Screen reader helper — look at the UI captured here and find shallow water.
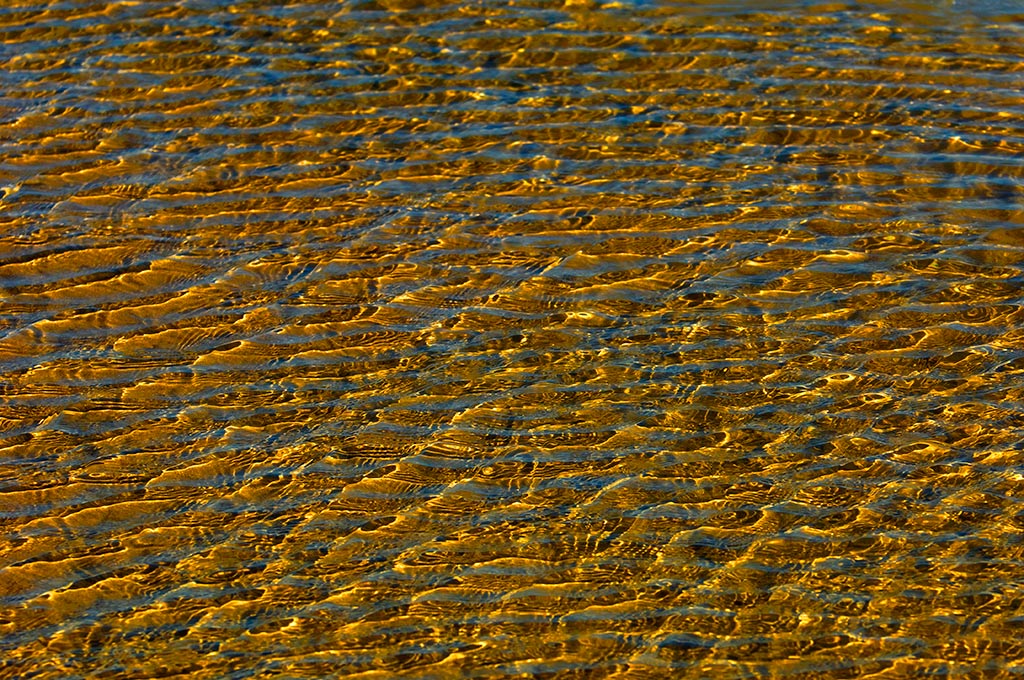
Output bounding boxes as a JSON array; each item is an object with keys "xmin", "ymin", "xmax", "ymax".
[{"xmin": 2, "ymin": 0, "xmax": 1024, "ymax": 677}]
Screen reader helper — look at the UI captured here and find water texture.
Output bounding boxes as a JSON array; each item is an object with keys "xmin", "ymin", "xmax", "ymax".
[{"xmin": 2, "ymin": 0, "xmax": 1024, "ymax": 677}]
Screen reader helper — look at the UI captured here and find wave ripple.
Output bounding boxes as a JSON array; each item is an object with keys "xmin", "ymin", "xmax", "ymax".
[{"xmin": 2, "ymin": 0, "xmax": 1024, "ymax": 677}]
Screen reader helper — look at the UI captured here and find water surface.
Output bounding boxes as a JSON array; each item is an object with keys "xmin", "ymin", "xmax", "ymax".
[{"xmin": 2, "ymin": 0, "xmax": 1024, "ymax": 677}]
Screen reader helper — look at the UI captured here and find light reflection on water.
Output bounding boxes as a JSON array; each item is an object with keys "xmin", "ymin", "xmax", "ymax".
[{"xmin": 1, "ymin": 0, "xmax": 1024, "ymax": 676}]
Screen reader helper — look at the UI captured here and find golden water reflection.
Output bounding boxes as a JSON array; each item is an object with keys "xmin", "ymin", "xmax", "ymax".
[{"xmin": 1, "ymin": 0, "xmax": 1024, "ymax": 676}]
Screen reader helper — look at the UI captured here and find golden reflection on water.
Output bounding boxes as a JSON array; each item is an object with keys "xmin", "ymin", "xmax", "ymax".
[{"xmin": 1, "ymin": 0, "xmax": 1024, "ymax": 676}]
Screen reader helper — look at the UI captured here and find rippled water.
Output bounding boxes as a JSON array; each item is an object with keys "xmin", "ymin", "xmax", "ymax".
[{"xmin": 2, "ymin": 0, "xmax": 1024, "ymax": 676}]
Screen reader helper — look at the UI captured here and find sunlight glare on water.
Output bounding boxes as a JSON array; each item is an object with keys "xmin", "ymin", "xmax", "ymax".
[{"xmin": 1, "ymin": 0, "xmax": 1024, "ymax": 677}]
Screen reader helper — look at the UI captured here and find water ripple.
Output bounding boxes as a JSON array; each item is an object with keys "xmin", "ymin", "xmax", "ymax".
[{"xmin": 2, "ymin": 0, "xmax": 1024, "ymax": 677}]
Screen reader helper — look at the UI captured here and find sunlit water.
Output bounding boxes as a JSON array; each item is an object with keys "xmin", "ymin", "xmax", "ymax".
[{"xmin": 2, "ymin": 0, "xmax": 1024, "ymax": 677}]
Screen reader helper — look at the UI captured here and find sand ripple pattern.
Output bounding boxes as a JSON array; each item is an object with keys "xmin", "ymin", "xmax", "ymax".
[{"xmin": 2, "ymin": 0, "xmax": 1024, "ymax": 677}]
